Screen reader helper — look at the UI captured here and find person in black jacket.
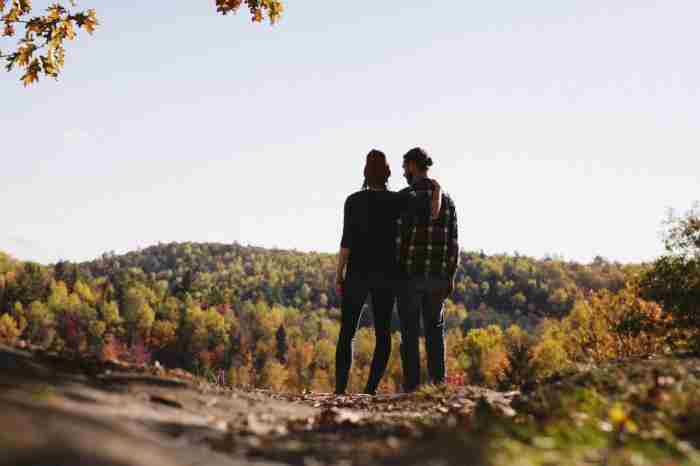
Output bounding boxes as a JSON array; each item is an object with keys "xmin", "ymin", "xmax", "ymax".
[{"xmin": 334, "ymin": 149, "xmax": 440, "ymax": 395}]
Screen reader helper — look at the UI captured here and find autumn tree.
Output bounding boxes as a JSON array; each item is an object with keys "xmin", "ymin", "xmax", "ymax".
[
  {"xmin": 463, "ymin": 325, "xmax": 509, "ymax": 387},
  {"xmin": 528, "ymin": 319, "xmax": 572, "ymax": 381},
  {"xmin": 501, "ymin": 324, "xmax": 535, "ymax": 388},
  {"xmin": 2, "ymin": 0, "xmax": 283, "ymax": 86},
  {"xmin": 261, "ymin": 360, "xmax": 287, "ymax": 391},
  {"xmin": 275, "ymin": 324, "xmax": 288, "ymax": 363},
  {"xmin": 122, "ymin": 286, "xmax": 156, "ymax": 346},
  {"xmin": 0, "ymin": 241, "xmax": 655, "ymax": 393},
  {"xmin": 641, "ymin": 203, "xmax": 700, "ymax": 349}
]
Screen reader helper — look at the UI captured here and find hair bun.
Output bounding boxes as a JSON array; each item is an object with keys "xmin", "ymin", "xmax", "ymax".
[{"xmin": 403, "ymin": 147, "xmax": 433, "ymax": 170}]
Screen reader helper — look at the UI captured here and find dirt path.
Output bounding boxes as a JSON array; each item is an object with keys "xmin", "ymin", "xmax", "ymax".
[{"xmin": 0, "ymin": 345, "xmax": 517, "ymax": 466}]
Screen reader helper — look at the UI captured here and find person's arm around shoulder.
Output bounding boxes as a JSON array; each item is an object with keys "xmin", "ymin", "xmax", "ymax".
[
  {"xmin": 397, "ymin": 179, "xmax": 442, "ymax": 220},
  {"xmin": 427, "ymin": 178, "xmax": 442, "ymax": 220}
]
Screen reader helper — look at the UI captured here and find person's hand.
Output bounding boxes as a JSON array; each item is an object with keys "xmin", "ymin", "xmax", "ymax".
[
  {"xmin": 445, "ymin": 277, "xmax": 455, "ymax": 300},
  {"xmin": 428, "ymin": 178, "xmax": 442, "ymax": 220},
  {"xmin": 336, "ymin": 275, "xmax": 344, "ymax": 297}
]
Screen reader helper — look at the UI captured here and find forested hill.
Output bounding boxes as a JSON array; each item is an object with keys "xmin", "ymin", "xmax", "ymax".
[
  {"xmin": 68, "ymin": 242, "xmax": 641, "ymax": 321},
  {"xmin": 0, "ymin": 242, "xmax": 660, "ymax": 394}
]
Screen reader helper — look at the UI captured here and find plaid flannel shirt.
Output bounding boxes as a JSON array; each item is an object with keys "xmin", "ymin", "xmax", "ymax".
[{"xmin": 397, "ymin": 177, "xmax": 459, "ymax": 279}]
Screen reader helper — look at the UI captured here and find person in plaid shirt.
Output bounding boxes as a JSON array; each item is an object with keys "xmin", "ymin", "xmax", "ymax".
[{"xmin": 396, "ymin": 147, "xmax": 459, "ymax": 391}]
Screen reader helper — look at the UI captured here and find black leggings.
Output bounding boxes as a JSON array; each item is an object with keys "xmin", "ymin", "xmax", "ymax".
[{"xmin": 335, "ymin": 279, "xmax": 394, "ymax": 395}]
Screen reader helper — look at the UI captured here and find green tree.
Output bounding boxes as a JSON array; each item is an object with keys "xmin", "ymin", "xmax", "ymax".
[
  {"xmin": 640, "ymin": 204, "xmax": 700, "ymax": 349},
  {"xmin": 275, "ymin": 324, "xmax": 288, "ymax": 364},
  {"xmin": 26, "ymin": 300, "xmax": 51, "ymax": 343},
  {"xmin": 122, "ymin": 287, "xmax": 156, "ymax": 345}
]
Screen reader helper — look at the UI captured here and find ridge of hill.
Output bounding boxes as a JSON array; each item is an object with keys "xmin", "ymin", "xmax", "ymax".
[
  {"xmin": 0, "ymin": 241, "xmax": 648, "ymax": 393},
  {"xmin": 67, "ymin": 241, "xmax": 642, "ymax": 323}
]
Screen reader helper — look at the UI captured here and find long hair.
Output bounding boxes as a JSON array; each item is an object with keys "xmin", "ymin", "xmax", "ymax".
[{"xmin": 362, "ymin": 149, "xmax": 391, "ymax": 190}]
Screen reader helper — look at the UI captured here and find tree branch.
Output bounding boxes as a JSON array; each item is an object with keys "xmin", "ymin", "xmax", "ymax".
[{"xmin": 4, "ymin": 1, "xmax": 284, "ymax": 86}]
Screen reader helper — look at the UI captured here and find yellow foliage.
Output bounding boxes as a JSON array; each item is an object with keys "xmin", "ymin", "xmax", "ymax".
[
  {"xmin": 590, "ymin": 286, "xmax": 668, "ymax": 358},
  {"xmin": 609, "ymin": 403, "xmax": 628, "ymax": 425},
  {"xmin": 353, "ymin": 328, "xmax": 375, "ymax": 368},
  {"xmin": 102, "ymin": 301, "xmax": 121, "ymax": 327},
  {"xmin": 48, "ymin": 281, "xmax": 69, "ymax": 310},
  {"xmin": 285, "ymin": 341, "xmax": 314, "ymax": 392},
  {"xmin": 348, "ymin": 365, "xmax": 370, "ymax": 394},
  {"xmin": 74, "ymin": 280, "xmax": 95, "ymax": 305},
  {"xmin": 562, "ymin": 285, "xmax": 668, "ymax": 364},
  {"xmin": 11, "ymin": 302, "xmax": 28, "ymax": 334},
  {"xmin": 150, "ymin": 320, "xmax": 177, "ymax": 349},
  {"xmin": 89, "ymin": 320, "xmax": 106, "ymax": 339},
  {"xmin": 564, "ymin": 300, "xmax": 614, "ymax": 363},
  {"xmin": 159, "ymin": 297, "xmax": 180, "ymax": 322},
  {"xmin": 382, "ymin": 333, "xmax": 404, "ymax": 393},
  {"xmin": 228, "ymin": 361, "xmax": 254, "ymax": 388},
  {"xmin": 311, "ymin": 369, "xmax": 332, "ymax": 393},
  {"xmin": 136, "ymin": 303, "xmax": 155, "ymax": 338},
  {"xmin": 530, "ymin": 319, "xmax": 572, "ymax": 380},
  {"xmin": 313, "ymin": 338, "xmax": 335, "ymax": 371},
  {"xmin": 261, "ymin": 361, "xmax": 288, "ymax": 391},
  {"xmin": 185, "ymin": 305, "xmax": 230, "ymax": 353},
  {"xmin": 464, "ymin": 325, "xmax": 508, "ymax": 387},
  {"xmin": 445, "ymin": 329, "xmax": 468, "ymax": 374},
  {"xmin": 0, "ymin": 314, "xmax": 21, "ymax": 345},
  {"xmin": 28, "ymin": 301, "xmax": 51, "ymax": 330}
]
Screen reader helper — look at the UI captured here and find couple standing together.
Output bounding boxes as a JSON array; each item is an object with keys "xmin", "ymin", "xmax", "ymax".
[{"xmin": 335, "ymin": 147, "xmax": 459, "ymax": 395}]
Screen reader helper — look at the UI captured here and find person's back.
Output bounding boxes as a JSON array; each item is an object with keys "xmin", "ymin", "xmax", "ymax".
[
  {"xmin": 342, "ymin": 189, "xmax": 405, "ymax": 280},
  {"xmin": 334, "ymin": 149, "xmax": 437, "ymax": 395},
  {"xmin": 397, "ymin": 178, "xmax": 458, "ymax": 279},
  {"xmin": 334, "ymin": 150, "xmax": 404, "ymax": 396},
  {"xmin": 396, "ymin": 147, "xmax": 459, "ymax": 392}
]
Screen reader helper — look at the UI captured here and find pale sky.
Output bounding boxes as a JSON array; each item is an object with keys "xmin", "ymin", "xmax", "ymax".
[{"xmin": 1, "ymin": 1, "xmax": 698, "ymax": 264}]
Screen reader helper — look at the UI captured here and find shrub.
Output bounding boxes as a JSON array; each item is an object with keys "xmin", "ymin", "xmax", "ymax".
[
  {"xmin": 463, "ymin": 325, "xmax": 508, "ymax": 387},
  {"xmin": 502, "ymin": 324, "xmax": 535, "ymax": 388},
  {"xmin": 640, "ymin": 204, "xmax": 700, "ymax": 351}
]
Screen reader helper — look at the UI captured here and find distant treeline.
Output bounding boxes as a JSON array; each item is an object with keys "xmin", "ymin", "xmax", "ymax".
[
  {"xmin": 75, "ymin": 242, "xmax": 639, "ymax": 324},
  {"xmin": 0, "ymin": 242, "xmax": 664, "ymax": 393}
]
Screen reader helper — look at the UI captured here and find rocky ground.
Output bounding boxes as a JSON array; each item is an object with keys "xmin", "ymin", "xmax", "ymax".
[
  {"xmin": 0, "ymin": 344, "xmax": 515, "ymax": 466},
  {"xmin": 3, "ymin": 344, "xmax": 700, "ymax": 466}
]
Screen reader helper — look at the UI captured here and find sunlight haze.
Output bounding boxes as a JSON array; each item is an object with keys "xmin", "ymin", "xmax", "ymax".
[{"xmin": 2, "ymin": 0, "xmax": 698, "ymax": 264}]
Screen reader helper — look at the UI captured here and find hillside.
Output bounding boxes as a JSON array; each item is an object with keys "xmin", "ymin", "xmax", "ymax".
[
  {"xmin": 0, "ymin": 243, "xmax": 650, "ymax": 394},
  {"xmin": 73, "ymin": 242, "xmax": 639, "ymax": 321},
  {"xmin": 3, "ymin": 242, "xmax": 639, "ymax": 323}
]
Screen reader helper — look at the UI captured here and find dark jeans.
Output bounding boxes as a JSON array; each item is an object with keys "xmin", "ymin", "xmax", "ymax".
[
  {"xmin": 397, "ymin": 277, "xmax": 449, "ymax": 392},
  {"xmin": 335, "ymin": 276, "xmax": 394, "ymax": 395}
]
